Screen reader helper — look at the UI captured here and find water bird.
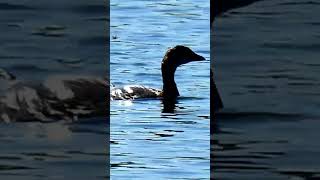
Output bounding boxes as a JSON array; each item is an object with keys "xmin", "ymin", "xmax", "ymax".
[{"xmin": 111, "ymin": 45, "xmax": 205, "ymax": 101}]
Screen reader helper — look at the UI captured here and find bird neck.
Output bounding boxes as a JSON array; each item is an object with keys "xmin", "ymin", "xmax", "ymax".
[{"xmin": 161, "ymin": 61, "xmax": 179, "ymax": 99}]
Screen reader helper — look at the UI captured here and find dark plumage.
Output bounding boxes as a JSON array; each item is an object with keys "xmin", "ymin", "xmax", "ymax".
[{"xmin": 161, "ymin": 45, "xmax": 205, "ymax": 100}]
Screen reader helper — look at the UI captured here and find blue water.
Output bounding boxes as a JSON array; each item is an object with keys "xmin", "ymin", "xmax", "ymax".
[
  {"xmin": 4, "ymin": 0, "xmax": 318, "ymax": 179},
  {"xmin": 111, "ymin": 0, "xmax": 210, "ymax": 179},
  {"xmin": 0, "ymin": 1, "xmax": 107, "ymax": 179},
  {"xmin": 213, "ymin": 0, "xmax": 320, "ymax": 179}
]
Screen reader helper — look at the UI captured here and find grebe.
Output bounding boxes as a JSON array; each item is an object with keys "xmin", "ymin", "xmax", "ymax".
[{"xmin": 111, "ymin": 45, "xmax": 205, "ymax": 100}]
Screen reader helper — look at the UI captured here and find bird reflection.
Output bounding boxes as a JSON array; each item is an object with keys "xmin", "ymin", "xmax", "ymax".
[{"xmin": 161, "ymin": 97, "xmax": 178, "ymax": 113}]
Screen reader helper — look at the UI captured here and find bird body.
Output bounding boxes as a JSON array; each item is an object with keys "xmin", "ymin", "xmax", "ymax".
[{"xmin": 111, "ymin": 45, "xmax": 205, "ymax": 100}]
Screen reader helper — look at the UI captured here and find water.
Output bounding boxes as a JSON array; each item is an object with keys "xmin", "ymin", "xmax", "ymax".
[
  {"xmin": 213, "ymin": 0, "xmax": 320, "ymax": 179},
  {"xmin": 0, "ymin": 1, "xmax": 107, "ymax": 179},
  {"xmin": 110, "ymin": 0, "xmax": 210, "ymax": 179}
]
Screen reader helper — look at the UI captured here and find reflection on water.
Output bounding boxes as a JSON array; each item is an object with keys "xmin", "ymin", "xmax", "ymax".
[
  {"xmin": 161, "ymin": 98, "xmax": 178, "ymax": 113},
  {"xmin": 213, "ymin": 0, "xmax": 320, "ymax": 179},
  {"xmin": 111, "ymin": 0, "xmax": 210, "ymax": 179}
]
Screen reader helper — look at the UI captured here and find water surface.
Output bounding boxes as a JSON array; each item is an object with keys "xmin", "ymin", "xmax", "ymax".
[
  {"xmin": 111, "ymin": 0, "xmax": 210, "ymax": 179},
  {"xmin": 213, "ymin": 0, "xmax": 320, "ymax": 179},
  {"xmin": 0, "ymin": 1, "xmax": 107, "ymax": 179}
]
